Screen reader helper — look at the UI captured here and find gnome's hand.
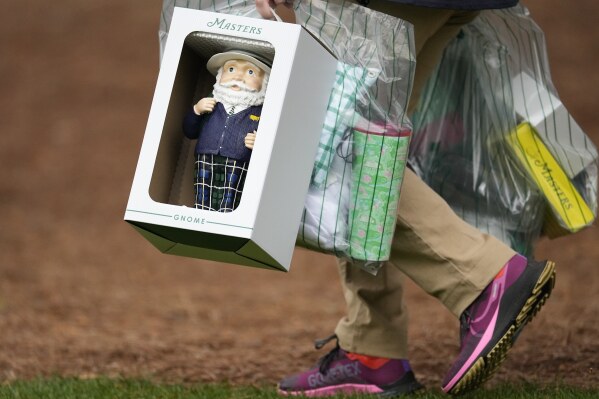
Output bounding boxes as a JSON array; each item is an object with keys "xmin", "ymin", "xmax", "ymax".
[
  {"xmin": 245, "ymin": 131, "xmax": 257, "ymax": 149},
  {"xmin": 193, "ymin": 98, "xmax": 216, "ymax": 115}
]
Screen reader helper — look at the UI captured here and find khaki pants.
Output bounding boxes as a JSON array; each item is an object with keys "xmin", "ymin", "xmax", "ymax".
[{"xmin": 334, "ymin": 1, "xmax": 516, "ymax": 359}]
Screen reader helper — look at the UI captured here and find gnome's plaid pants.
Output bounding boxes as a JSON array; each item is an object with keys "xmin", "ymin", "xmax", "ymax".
[{"xmin": 194, "ymin": 154, "xmax": 248, "ymax": 212}]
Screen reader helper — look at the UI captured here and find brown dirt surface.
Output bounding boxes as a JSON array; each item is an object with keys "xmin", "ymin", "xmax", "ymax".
[{"xmin": 0, "ymin": 0, "xmax": 597, "ymax": 391}]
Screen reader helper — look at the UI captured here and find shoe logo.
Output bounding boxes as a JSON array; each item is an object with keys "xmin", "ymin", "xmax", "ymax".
[
  {"xmin": 307, "ymin": 362, "xmax": 361, "ymax": 388},
  {"xmin": 491, "ymin": 282, "xmax": 499, "ymax": 300},
  {"xmin": 469, "ymin": 279, "xmax": 505, "ymax": 337}
]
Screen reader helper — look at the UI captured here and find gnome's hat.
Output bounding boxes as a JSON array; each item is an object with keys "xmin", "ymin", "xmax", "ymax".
[{"xmin": 206, "ymin": 50, "xmax": 272, "ymax": 75}]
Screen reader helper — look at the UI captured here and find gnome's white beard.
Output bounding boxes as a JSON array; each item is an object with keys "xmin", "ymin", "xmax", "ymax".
[{"xmin": 212, "ymin": 67, "xmax": 269, "ymax": 113}]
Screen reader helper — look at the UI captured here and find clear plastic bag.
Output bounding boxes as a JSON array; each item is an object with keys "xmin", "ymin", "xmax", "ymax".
[
  {"xmin": 481, "ymin": 7, "xmax": 598, "ymax": 238},
  {"xmin": 409, "ymin": 5, "xmax": 598, "ymax": 256},
  {"xmin": 159, "ymin": 0, "xmax": 416, "ymax": 274}
]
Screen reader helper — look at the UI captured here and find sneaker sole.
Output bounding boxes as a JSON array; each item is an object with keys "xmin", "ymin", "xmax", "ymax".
[
  {"xmin": 445, "ymin": 260, "xmax": 556, "ymax": 395},
  {"xmin": 278, "ymin": 372, "xmax": 424, "ymax": 397},
  {"xmin": 278, "ymin": 383, "xmax": 383, "ymax": 397}
]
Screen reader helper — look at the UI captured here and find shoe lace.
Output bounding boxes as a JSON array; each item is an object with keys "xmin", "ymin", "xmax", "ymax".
[{"xmin": 314, "ymin": 334, "xmax": 341, "ymax": 375}]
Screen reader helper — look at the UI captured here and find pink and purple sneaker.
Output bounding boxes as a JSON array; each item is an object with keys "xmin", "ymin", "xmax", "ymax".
[
  {"xmin": 442, "ymin": 255, "xmax": 556, "ymax": 395},
  {"xmin": 277, "ymin": 335, "xmax": 423, "ymax": 397}
]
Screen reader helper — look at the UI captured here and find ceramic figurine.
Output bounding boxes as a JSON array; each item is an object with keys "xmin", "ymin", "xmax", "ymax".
[{"xmin": 183, "ymin": 50, "xmax": 271, "ymax": 212}]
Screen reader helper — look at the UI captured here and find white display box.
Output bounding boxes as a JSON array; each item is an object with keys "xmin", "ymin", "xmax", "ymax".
[{"xmin": 125, "ymin": 8, "xmax": 337, "ymax": 271}]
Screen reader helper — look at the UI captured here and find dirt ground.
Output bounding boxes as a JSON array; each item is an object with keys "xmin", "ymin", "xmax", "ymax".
[{"xmin": 0, "ymin": 0, "xmax": 597, "ymax": 392}]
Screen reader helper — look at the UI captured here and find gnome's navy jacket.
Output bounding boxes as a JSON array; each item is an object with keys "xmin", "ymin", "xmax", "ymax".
[{"xmin": 183, "ymin": 102, "xmax": 262, "ymax": 163}]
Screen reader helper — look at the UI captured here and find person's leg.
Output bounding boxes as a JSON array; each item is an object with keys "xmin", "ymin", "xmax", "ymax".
[
  {"xmin": 335, "ymin": 258, "xmax": 409, "ymax": 359},
  {"xmin": 335, "ymin": 1, "xmax": 488, "ymax": 359},
  {"xmin": 333, "ymin": 166, "xmax": 516, "ymax": 361},
  {"xmin": 334, "ymin": 5, "xmax": 555, "ymax": 395},
  {"xmin": 280, "ymin": 2, "xmax": 556, "ymax": 396},
  {"xmin": 391, "ymin": 169, "xmax": 515, "ymax": 316},
  {"xmin": 338, "ymin": 6, "xmax": 555, "ymax": 395},
  {"xmin": 279, "ymin": 3, "xmax": 495, "ymax": 397}
]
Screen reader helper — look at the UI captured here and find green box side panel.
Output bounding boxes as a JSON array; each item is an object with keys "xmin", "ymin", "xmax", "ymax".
[
  {"xmin": 128, "ymin": 221, "xmax": 247, "ymax": 251},
  {"xmin": 164, "ymin": 243, "xmax": 284, "ymax": 272},
  {"xmin": 237, "ymin": 241, "xmax": 286, "ymax": 271},
  {"xmin": 127, "ymin": 221, "xmax": 287, "ymax": 272},
  {"xmin": 130, "ymin": 224, "xmax": 177, "ymax": 253}
]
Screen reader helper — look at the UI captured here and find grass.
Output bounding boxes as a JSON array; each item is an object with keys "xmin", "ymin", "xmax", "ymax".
[{"xmin": 0, "ymin": 378, "xmax": 597, "ymax": 399}]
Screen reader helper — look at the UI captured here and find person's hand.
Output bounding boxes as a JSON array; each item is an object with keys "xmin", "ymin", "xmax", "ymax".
[
  {"xmin": 255, "ymin": 0, "xmax": 295, "ymax": 23},
  {"xmin": 255, "ymin": 0, "xmax": 281, "ymax": 19},
  {"xmin": 193, "ymin": 98, "xmax": 216, "ymax": 115},
  {"xmin": 245, "ymin": 131, "xmax": 257, "ymax": 149}
]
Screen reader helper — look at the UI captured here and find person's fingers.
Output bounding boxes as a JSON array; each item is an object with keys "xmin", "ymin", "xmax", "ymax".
[{"xmin": 255, "ymin": 0, "xmax": 273, "ymax": 19}]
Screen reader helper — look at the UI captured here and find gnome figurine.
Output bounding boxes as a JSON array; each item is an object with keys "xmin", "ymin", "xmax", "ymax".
[{"xmin": 183, "ymin": 50, "xmax": 271, "ymax": 212}]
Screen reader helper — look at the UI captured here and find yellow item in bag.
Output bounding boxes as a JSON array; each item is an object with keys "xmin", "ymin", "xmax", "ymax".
[{"xmin": 507, "ymin": 123, "xmax": 595, "ymax": 233}]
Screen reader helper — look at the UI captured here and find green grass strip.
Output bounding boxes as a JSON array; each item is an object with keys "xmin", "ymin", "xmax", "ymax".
[{"xmin": 0, "ymin": 378, "xmax": 597, "ymax": 399}]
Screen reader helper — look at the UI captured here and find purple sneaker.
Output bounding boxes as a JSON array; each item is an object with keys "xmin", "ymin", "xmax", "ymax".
[
  {"xmin": 442, "ymin": 256, "xmax": 556, "ymax": 395},
  {"xmin": 278, "ymin": 335, "xmax": 423, "ymax": 397}
]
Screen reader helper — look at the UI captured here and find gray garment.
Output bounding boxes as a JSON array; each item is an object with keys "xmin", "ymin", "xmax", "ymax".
[{"xmin": 376, "ymin": 0, "xmax": 518, "ymax": 10}]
